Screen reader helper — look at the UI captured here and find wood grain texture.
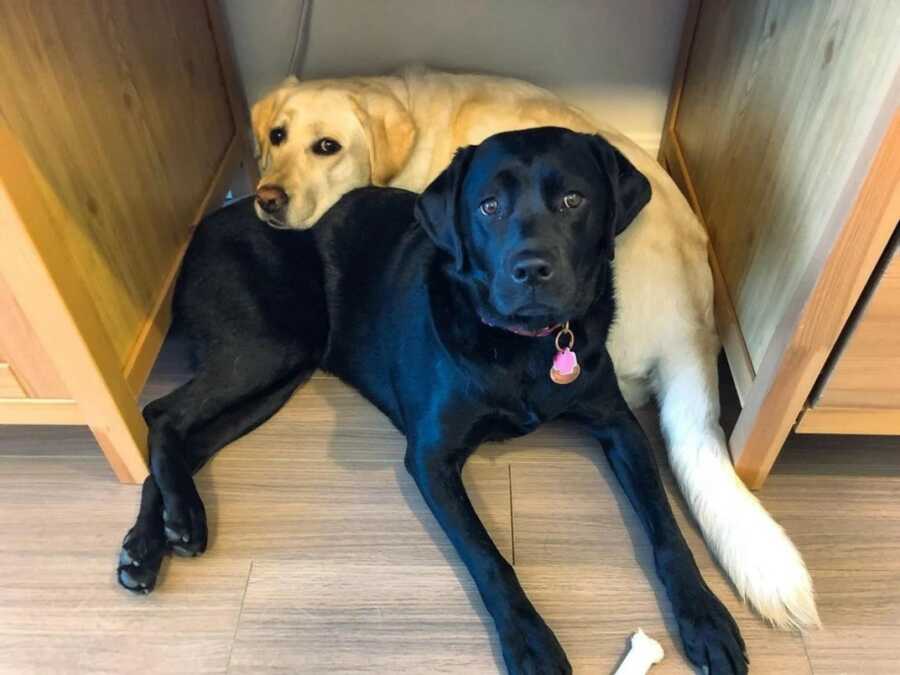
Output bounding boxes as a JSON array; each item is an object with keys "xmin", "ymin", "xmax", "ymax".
[
  {"xmin": 123, "ymin": 0, "xmax": 253, "ymax": 399},
  {"xmin": 2, "ymin": 346, "xmax": 900, "ymax": 673},
  {"xmin": 762, "ymin": 474, "xmax": 900, "ymax": 571},
  {"xmin": 518, "ymin": 565, "xmax": 812, "ymax": 675},
  {"xmin": 659, "ymin": 45, "xmax": 756, "ymax": 403},
  {"xmin": 815, "ymin": 245, "xmax": 900, "ymax": 410},
  {"xmin": 0, "ymin": 0, "xmax": 234, "ymax": 367},
  {"xmin": 0, "ymin": 365, "xmax": 26, "ymax": 399},
  {"xmin": 0, "ymin": 550, "xmax": 251, "ymax": 675},
  {"xmin": 789, "ymin": 569, "xmax": 900, "ymax": 675},
  {"xmin": 709, "ymin": 238, "xmax": 756, "ymax": 405},
  {"xmin": 201, "ymin": 454, "xmax": 513, "ymax": 567},
  {"xmin": 795, "ymin": 406, "xmax": 900, "ymax": 435},
  {"xmin": 675, "ymin": 0, "xmax": 900, "ymax": 369},
  {"xmin": 0, "ymin": 129, "xmax": 148, "ymax": 482},
  {"xmin": 205, "ymin": 0, "xmax": 260, "ymax": 189},
  {"xmin": 196, "ymin": 375, "xmax": 513, "ymax": 564},
  {"xmin": 508, "ymin": 454, "xmax": 812, "ymax": 674},
  {"xmin": 0, "ymin": 399, "xmax": 81, "ymax": 425},
  {"xmin": 658, "ymin": 0, "xmax": 701, "ymax": 166},
  {"xmin": 0, "ymin": 434, "xmax": 253, "ymax": 675},
  {"xmin": 809, "ymin": 568, "xmax": 900, "ymax": 627},
  {"xmin": 731, "ymin": 113, "xmax": 900, "ymax": 487},
  {"xmin": 509, "ymin": 458, "xmax": 715, "ymax": 571},
  {"xmin": 229, "ymin": 560, "xmax": 508, "ymax": 675},
  {"xmin": 0, "ymin": 275, "xmax": 69, "ymax": 398},
  {"xmin": 123, "ymin": 134, "xmax": 244, "ymax": 398},
  {"xmin": 803, "ymin": 625, "xmax": 900, "ymax": 675}
]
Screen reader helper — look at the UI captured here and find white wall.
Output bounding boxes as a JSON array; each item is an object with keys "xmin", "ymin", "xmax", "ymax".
[
  {"xmin": 224, "ymin": 0, "xmax": 688, "ymax": 155},
  {"xmin": 222, "ymin": 0, "xmax": 308, "ymax": 105}
]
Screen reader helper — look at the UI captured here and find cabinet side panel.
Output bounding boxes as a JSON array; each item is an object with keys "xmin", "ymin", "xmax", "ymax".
[
  {"xmin": 675, "ymin": 0, "xmax": 900, "ymax": 368},
  {"xmin": 0, "ymin": 0, "xmax": 234, "ymax": 367},
  {"xmin": 0, "ymin": 274, "xmax": 69, "ymax": 398}
]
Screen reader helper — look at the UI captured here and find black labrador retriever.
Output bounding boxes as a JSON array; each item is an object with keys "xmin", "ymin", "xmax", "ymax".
[{"xmin": 117, "ymin": 127, "xmax": 747, "ymax": 675}]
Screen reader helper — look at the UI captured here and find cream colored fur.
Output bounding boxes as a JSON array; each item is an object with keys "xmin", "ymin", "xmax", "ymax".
[{"xmin": 251, "ymin": 66, "xmax": 819, "ymax": 630}]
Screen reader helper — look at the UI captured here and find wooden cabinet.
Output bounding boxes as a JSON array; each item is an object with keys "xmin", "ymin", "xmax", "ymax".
[
  {"xmin": 0, "ymin": 0, "xmax": 256, "ymax": 482},
  {"xmin": 661, "ymin": 0, "xmax": 900, "ymax": 486},
  {"xmin": 798, "ymin": 236, "xmax": 900, "ymax": 434},
  {"xmin": 1, "ymin": 0, "xmax": 896, "ymax": 486}
]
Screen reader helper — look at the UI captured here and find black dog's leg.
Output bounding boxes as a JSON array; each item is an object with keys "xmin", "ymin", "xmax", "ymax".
[
  {"xmin": 117, "ymin": 473, "xmax": 168, "ymax": 592},
  {"xmin": 576, "ymin": 401, "xmax": 748, "ymax": 675},
  {"xmin": 147, "ymin": 349, "xmax": 309, "ymax": 552},
  {"xmin": 117, "ymin": 358, "xmax": 312, "ymax": 593},
  {"xmin": 405, "ymin": 445, "xmax": 571, "ymax": 675}
]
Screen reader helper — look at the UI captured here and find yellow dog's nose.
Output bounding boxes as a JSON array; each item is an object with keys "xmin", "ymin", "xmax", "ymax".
[{"xmin": 255, "ymin": 184, "xmax": 288, "ymax": 214}]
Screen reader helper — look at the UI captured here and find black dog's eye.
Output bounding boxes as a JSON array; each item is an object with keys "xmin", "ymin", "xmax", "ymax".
[
  {"xmin": 269, "ymin": 127, "xmax": 287, "ymax": 146},
  {"xmin": 479, "ymin": 197, "xmax": 499, "ymax": 216},
  {"xmin": 562, "ymin": 192, "xmax": 583, "ymax": 210},
  {"xmin": 312, "ymin": 137, "xmax": 342, "ymax": 155}
]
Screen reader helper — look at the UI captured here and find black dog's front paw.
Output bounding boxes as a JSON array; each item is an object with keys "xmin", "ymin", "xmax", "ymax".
[
  {"xmin": 499, "ymin": 608, "xmax": 572, "ymax": 675},
  {"xmin": 677, "ymin": 589, "xmax": 748, "ymax": 675},
  {"xmin": 117, "ymin": 524, "xmax": 166, "ymax": 594},
  {"xmin": 161, "ymin": 483, "xmax": 208, "ymax": 557}
]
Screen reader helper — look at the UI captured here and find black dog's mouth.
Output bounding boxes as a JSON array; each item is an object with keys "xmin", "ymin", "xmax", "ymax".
[
  {"xmin": 464, "ymin": 274, "xmax": 574, "ymax": 337},
  {"xmin": 515, "ymin": 303, "xmax": 553, "ymax": 317},
  {"xmin": 480, "ymin": 304, "xmax": 567, "ymax": 337},
  {"xmin": 485, "ymin": 268, "xmax": 580, "ymax": 336}
]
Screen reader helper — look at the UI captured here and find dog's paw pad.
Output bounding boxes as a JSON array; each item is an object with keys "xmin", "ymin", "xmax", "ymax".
[
  {"xmin": 171, "ymin": 544, "xmax": 199, "ymax": 558},
  {"xmin": 117, "ymin": 566, "xmax": 155, "ymax": 594},
  {"xmin": 164, "ymin": 525, "xmax": 190, "ymax": 544},
  {"xmin": 116, "ymin": 523, "xmax": 167, "ymax": 594},
  {"xmin": 160, "ymin": 493, "xmax": 208, "ymax": 556}
]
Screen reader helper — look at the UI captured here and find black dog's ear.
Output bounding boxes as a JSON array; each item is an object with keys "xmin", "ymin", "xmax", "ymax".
[
  {"xmin": 414, "ymin": 145, "xmax": 476, "ymax": 271},
  {"xmin": 588, "ymin": 135, "xmax": 651, "ymax": 256}
]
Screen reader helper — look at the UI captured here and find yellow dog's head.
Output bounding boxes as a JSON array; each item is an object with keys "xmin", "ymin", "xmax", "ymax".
[{"xmin": 250, "ymin": 76, "xmax": 417, "ymax": 228}]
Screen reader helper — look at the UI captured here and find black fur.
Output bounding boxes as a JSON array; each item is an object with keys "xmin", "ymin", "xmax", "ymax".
[
  {"xmin": 118, "ymin": 128, "xmax": 747, "ymax": 675},
  {"xmin": 117, "ymin": 205, "xmax": 327, "ymax": 585}
]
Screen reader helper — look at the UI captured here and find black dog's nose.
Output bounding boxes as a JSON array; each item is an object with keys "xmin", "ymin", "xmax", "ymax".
[
  {"xmin": 256, "ymin": 184, "xmax": 289, "ymax": 214},
  {"xmin": 511, "ymin": 256, "xmax": 554, "ymax": 284}
]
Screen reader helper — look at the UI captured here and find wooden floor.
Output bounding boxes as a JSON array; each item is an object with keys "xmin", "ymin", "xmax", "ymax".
[{"xmin": 1, "ymin": 340, "xmax": 898, "ymax": 674}]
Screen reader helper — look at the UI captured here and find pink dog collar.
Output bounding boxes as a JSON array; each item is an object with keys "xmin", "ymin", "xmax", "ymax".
[{"xmin": 481, "ymin": 316, "xmax": 581, "ymax": 385}]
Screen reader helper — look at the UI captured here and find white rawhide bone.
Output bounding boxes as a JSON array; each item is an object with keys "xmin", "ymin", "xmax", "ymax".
[{"xmin": 613, "ymin": 629, "xmax": 664, "ymax": 675}]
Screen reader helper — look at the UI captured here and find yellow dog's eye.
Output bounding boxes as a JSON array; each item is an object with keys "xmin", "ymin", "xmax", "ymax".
[
  {"xmin": 479, "ymin": 197, "xmax": 499, "ymax": 216},
  {"xmin": 562, "ymin": 192, "xmax": 583, "ymax": 210},
  {"xmin": 269, "ymin": 127, "xmax": 287, "ymax": 146},
  {"xmin": 312, "ymin": 138, "xmax": 342, "ymax": 156}
]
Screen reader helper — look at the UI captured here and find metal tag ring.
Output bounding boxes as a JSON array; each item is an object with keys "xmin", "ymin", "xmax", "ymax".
[{"xmin": 555, "ymin": 322, "xmax": 575, "ymax": 351}]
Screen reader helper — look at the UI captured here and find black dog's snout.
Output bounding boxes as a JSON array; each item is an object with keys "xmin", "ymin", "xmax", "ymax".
[
  {"xmin": 256, "ymin": 184, "xmax": 289, "ymax": 214},
  {"xmin": 511, "ymin": 255, "xmax": 554, "ymax": 285}
]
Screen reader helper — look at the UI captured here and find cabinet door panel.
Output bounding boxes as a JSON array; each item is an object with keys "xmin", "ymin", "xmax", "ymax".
[
  {"xmin": 675, "ymin": 0, "xmax": 900, "ymax": 369},
  {"xmin": 0, "ymin": 0, "xmax": 234, "ymax": 367}
]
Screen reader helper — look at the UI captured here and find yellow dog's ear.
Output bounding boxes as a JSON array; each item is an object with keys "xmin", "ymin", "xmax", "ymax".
[
  {"xmin": 251, "ymin": 76, "xmax": 301, "ymax": 163},
  {"xmin": 350, "ymin": 87, "xmax": 417, "ymax": 186}
]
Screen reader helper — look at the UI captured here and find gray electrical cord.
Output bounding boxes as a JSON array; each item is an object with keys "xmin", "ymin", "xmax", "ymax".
[{"xmin": 287, "ymin": 0, "xmax": 311, "ymax": 77}]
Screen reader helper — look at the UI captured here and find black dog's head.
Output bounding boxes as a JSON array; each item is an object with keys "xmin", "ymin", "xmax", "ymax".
[{"xmin": 414, "ymin": 127, "xmax": 651, "ymax": 334}]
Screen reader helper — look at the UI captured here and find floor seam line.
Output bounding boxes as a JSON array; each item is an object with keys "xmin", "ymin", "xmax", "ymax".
[
  {"xmin": 225, "ymin": 559, "xmax": 253, "ymax": 673},
  {"xmin": 508, "ymin": 463, "xmax": 516, "ymax": 566},
  {"xmin": 800, "ymin": 626, "xmax": 816, "ymax": 675}
]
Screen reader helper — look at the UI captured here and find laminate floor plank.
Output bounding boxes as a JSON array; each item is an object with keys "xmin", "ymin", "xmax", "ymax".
[{"xmin": 0, "ymin": 345, "xmax": 898, "ymax": 673}]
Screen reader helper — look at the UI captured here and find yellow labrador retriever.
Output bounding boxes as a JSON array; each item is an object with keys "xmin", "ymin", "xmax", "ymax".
[{"xmin": 250, "ymin": 66, "xmax": 818, "ymax": 630}]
